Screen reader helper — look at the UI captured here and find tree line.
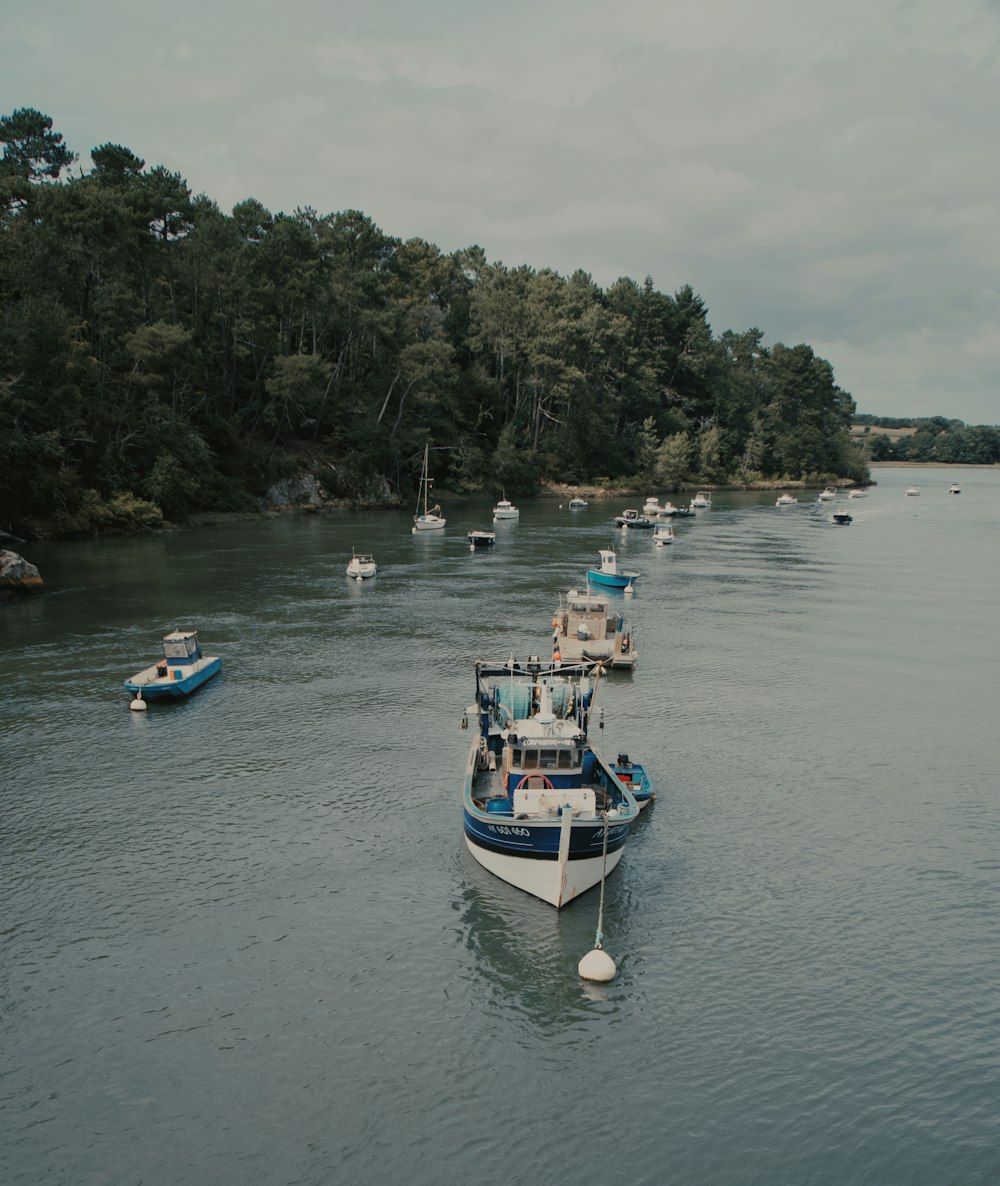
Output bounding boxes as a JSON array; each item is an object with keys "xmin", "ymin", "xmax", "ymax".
[
  {"xmin": 860, "ymin": 417, "xmax": 1000, "ymax": 464},
  {"xmin": 1, "ymin": 107, "xmax": 868, "ymax": 537}
]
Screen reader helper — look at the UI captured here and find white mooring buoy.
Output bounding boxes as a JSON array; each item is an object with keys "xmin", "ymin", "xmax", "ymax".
[
  {"xmin": 130, "ymin": 692, "xmax": 147, "ymax": 712},
  {"xmin": 578, "ymin": 946, "xmax": 617, "ymax": 982},
  {"xmin": 578, "ymin": 808, "xmax": 618, "ymax": 981},
  {"xmin": 624, "ymin": 584, "xmax": 634, "ymax": 598}
]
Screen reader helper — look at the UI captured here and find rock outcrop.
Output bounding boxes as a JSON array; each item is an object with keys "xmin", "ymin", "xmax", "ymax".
[{"xmin": 0, "ymin": 549, "xmax": 44, "ymax": 595}]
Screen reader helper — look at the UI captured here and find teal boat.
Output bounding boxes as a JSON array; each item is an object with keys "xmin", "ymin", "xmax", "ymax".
[{"xmin": 124, "ymin": 630, "xmax": 222, "ymax": 702}]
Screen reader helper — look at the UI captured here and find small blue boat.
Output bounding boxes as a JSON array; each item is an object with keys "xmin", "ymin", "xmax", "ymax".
[
  {"xmin": 586, "ymin": 548, "xmax": 639, "ymax": 590},
  {"xmin": 611, "ymin": 753, "xmax": 655, "ymax": 810},
  {"xmin": 463, "ymin": 658, "xmax": 640, "ymax": 907},
  {"xmin": 124, "ymin": 630, "xmax": 222, "ymax": 701}
]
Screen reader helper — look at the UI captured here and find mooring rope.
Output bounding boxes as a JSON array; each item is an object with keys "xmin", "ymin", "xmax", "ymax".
[{"xmin": 594, "ymin": 807, "xmax": 610, "ymax": 950}]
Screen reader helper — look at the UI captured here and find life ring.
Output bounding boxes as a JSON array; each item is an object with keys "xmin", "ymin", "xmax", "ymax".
[{"xmin": 514, "ymin": 774, "xmax": 554, "ymax": 790}]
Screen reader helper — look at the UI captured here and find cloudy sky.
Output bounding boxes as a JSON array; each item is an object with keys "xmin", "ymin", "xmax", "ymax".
[{"xmin": 6, "ymin": 0, "xmax": 1000, "ymax": 423}]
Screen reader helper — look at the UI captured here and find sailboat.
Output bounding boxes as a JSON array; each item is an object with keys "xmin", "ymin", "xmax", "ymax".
[{"xmin": 412, "ymin": 444, "xmax": 446, "ymax": 533}]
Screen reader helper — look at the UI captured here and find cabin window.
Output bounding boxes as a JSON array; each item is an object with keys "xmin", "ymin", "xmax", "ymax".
[
  {"xmin": 539, "ymin": 750, "xmax": 559, "ymax": 770},
  {"xmin": 522, "ymin": 749, "xmax": 539, "ymax": 769},
  {"xmin": 557, "ymin": 749, "xmax": 579, "ymax": 769}
]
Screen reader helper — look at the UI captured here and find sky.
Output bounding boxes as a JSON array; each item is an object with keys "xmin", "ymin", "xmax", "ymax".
[{"xmin": 5, "ymin": 0, "xmax": 1000, "ymax": 424}]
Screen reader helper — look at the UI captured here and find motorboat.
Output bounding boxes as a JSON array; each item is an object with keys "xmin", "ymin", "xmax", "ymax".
[
  {"xmin": 775, "ymin": 493, "xmax": 798, "ymax": 506},
  {"xmin": 124, "ymin": 630, "xmax": 222, "ymax": 702},
  {"xmin": 568, "ymin": 497, "xmax": 589, "ymax": 509},
  {"xmin": 412, "ymin": 443, "xmax": 446, "ymax": 532},
  {"xmin": 468, "ymin": 530, "xmax": 497, "ymax": 550},
  {"xmin": 462, "ymin": 658, "xmax": 640, "ymax": 907},
  {"xmin": 818, "ymin": 486, "xmax": 838, "ymax": 501},
  {"xmin": 658, "ymin": 501, "xmax": 695, "ymax": 518},
  {"xmin": 586, "ymin": 548, "xmax": 639, "ymax": 590},
  {"xmin": 690, "ymin": 491, "xmax": 712, "ymax": 509},
  {"xmin": 949, "ymin": 483, "xmax": 961, "ymax": 495},
  {"xmin": 642, "ymin": 496, "xmax": 663, "ymax": 516},
  {"xmin": 346, "ymin": 551, "xmax": 377, "ymax": 580},
  {"xmin": 652, "ymin": 524, "xmax": 675, "ymax": 545},
  {"xmin": 610, "ymin": 754, "xmax": 655, "ymax": 810},
  {"xmin": 832, "ymin": 510, "xmax": 853, "ymax": 525},
  {"xmin": 848, "ymin": 488, "xmax": 867, "ymax": 498},
  {"xmin": 905, "ymin": 486, "xmax": 920, "ymax": 497},
  {"xmin": 550, "ymin": 589, "xmax": 637, "ymax": 669},
  {"xmin": 614, "ymin": 508, "xmax": 655, "ymax": 528},
  {"xmin": 493, "ymin": 495, "xmax": 519, "ymax": 520}
]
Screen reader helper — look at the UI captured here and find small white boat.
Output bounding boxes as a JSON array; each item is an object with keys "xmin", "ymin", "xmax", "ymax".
[
  {"xmin": 905, "ymin": 486, "xmax": 920, "ymax": 497},
  {"xmin": 690, "ymin": 491, "xmax": 712, "ymax": 509},
  {"xmin": 818, "ymin": 486, "xmax": 838, "ymax": 501},
  {"xmin": 568, "ymin": 497, "xmax": 588, "ymax": 509},
  {"xmin": 652, "ymin": 524, "xmax": 675, "ymax": 546},
  {"xmin": 614, "ymin": 508, "xmax": 655, "ymax": 528},
  {"xmin": 468, "ymin": 530, "xmax": 496, "ymax": 550},
  {"xmin": 493, "ymin": 495, "xmax": 519, "ymax": 520},
  {"xmin": 658, "ymin": 501, "xmax": 695, "ymax": 518},
  {"xmin": 949, "ymin": 483, "xmax": 961, "ymax": 495},
  {"xmin": 412, "ymin": 444, "xmax": 446, "ymax": 532},
  {"xmin": 848, "ymin": 488, "xmax": 866, "ymax": 498},
  {"xmin": 775, "ymin": 493, "xmax": 798, "ymax": 506},
  {"xmin": 346, "ymin": 551, "xmax": 377, "ymax": 580},
  {"xmin": 642, "ymin": 496, "xmax": 663, "ymax": 516}
]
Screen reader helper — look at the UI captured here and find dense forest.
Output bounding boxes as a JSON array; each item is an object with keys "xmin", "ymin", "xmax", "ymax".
[{"xmin": 1, "ymin": 108, "xmax": 869, "ymax": 539}]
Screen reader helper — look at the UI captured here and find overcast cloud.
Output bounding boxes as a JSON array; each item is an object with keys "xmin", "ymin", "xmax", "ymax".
[{"xmin": 5, "ymin": 0, "xmax": 1000, "ymax": 423}]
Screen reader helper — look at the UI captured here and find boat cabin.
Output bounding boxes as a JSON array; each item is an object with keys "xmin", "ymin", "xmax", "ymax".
[{"xmin": 154, "ymin": 631, "xmax": 203, "ymax": 678}]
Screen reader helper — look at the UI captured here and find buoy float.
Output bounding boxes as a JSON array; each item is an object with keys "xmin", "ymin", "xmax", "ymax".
[
  {"xmin": 624, "ymin": 585, "xmax": 634, "ymax": 598},
  {"xmin": 553, "ymin": 649, "xmax": 561, "ymax": 662},
  {"xmin": 130, "ymin": 692, "xmax": 147, "ymax": 712},
  {"xmin": 578, "ymin": 947, "xmax": 617, "ymax": 982}
]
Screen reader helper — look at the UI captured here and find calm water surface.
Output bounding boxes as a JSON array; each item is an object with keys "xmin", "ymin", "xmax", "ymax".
[{"xmin": 2, "ymin": 466, "xmax": 999, "ymax": 1185}]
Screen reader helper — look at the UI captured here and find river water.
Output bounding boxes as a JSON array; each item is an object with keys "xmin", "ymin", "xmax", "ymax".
[{"xmin": 2, "ymin": 465, "xmax": 998, "ymax": 1186}]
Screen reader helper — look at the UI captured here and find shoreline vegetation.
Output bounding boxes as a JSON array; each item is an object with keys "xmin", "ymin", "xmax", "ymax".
[{"xmin": 3, "ymin": 110, "xmax": 996, "ymax": 544}]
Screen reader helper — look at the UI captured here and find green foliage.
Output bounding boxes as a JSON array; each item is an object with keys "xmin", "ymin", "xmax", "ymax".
[{"xmin": 0, "ymin": 105, "xmax": 897, "ymax": 538}]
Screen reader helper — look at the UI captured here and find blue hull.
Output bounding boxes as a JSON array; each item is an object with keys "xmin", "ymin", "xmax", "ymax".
[
  {"xmin": 463, "ymin": 808, "xmax": 631, "ymax": 861},
  {"xmin": 124, "ymin": 657, "xmax": 222, "ymax": 699},
  {"xmin": 587, "ymin": 570, "xmax": 637, "ymax": 589}
]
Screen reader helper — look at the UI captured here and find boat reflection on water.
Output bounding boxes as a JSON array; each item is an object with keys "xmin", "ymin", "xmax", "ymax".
[{"xmin": 455, "ymin": 880, "xmax": 630, "ymax": 1013}]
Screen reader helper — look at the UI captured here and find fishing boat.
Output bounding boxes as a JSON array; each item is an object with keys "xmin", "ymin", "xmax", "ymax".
[
  {"xmin": 124, "ymin": 630, "xmax": 222, "ymax": 702},
  {"xmin": 462, "ymin": 658, "xmax": 640, "ymax": 907},
  {"xmin": 818, "ymin": 486, "xmax": 838, "ymax": 501},
  {"xmin": 949, "ymin": 483, "xmax": 961, "ymax": 495},
  {"xmin": 832, "ymin": 509, "xmax": 853, "ymax": 525},
  {"xmin": 346, "ymin": 551, "xmax": 377, "ymax": 580},
  {"xmin": 412, "ymin": 444, "xmax": 446, "ymax": 532},
  {"xmin": 568, "ymin": 496, "xmax": 588, "ymax": 509},
  {"xmin": 775, "ymin": 493, "xmax": 798, "ymax": 506},
  {"xmin": 690, "ymin": 491, "xmax": 712, "ymax": 509},
  {"xmin": 652, "ymin": 524, "xmax": 675, "ymax": 545},
  {"xmin": 468, "ymin": 530, "xmax": 497, "ymax": 550},
  {"xmin": 610, "ymin": 754, "xmax": 655, "ymax": 810},
  {"xmin": 550, "ymin": 589, "xmax": 637, "ymax": 669},
  {"xmin": 586, "ymin": 548, "xmax": 639, "ymax": 590},
  {"xmin": 493, "ymin": 495, "xmax": 519, "ymax": 520},
  {"xmin": 614, "ymin": 508, "xmax": 655, "ymax": 528}
]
